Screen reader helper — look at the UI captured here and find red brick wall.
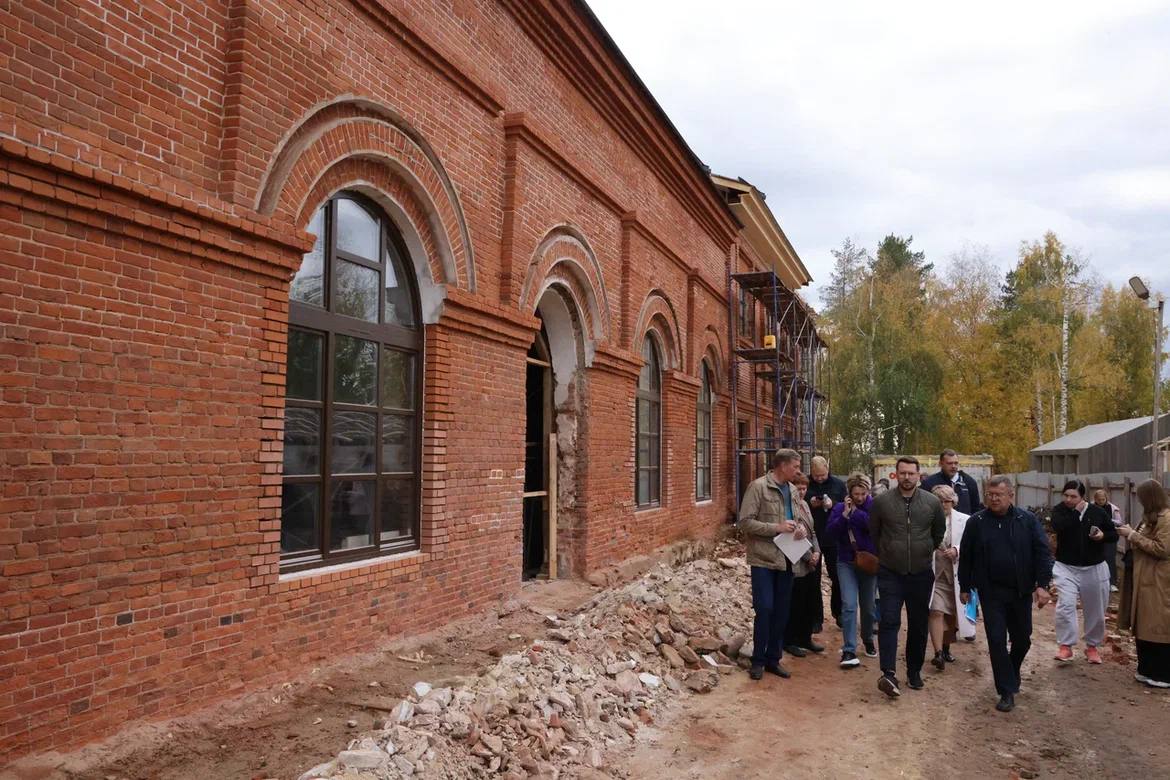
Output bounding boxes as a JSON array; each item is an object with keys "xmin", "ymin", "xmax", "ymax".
[{"xmin": 0, "ymin": 0, "xmax": 802, "ymax": 759}]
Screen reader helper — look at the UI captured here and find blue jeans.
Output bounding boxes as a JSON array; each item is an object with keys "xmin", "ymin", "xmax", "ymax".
[
  {"xmin": 750, "ymin": 566, "xmax": 795, "ymax": 667},
  {"xmin": 837, "ymin": 560, "xmax": 877, "ymax": 654}
]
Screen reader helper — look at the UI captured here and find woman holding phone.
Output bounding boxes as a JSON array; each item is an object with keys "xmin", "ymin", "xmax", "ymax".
[
  {"xmin": 826, "ymin": 473, "xmax": 877, "ymax": 668},
  {"xmin": 1118, "ymin": 479, "xmax": 1170, "ymax": 688}
]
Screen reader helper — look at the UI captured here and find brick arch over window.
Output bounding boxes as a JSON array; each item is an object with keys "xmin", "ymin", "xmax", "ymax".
[
  {"xmin": 700, "ymin": 325, "xmax": 725, "ymax": 391},
  {"xmin": 520, "ymin": 226, "xmax": 612, "ymax": 363},
  {"xmin": 256, "ymin": 97, "xmax": 475, "ymax": 292},
  {"xmin": 633, "ymin": 291, "xmax": 682, "ymax": 370}
]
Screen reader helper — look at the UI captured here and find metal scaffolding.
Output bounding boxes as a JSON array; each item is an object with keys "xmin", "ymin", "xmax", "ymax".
[{"xmin": 730, "ymin": 270, "xmax": 826, "ymax": 507}]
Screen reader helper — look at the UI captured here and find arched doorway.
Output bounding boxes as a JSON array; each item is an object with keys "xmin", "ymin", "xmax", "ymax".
[
  {"xmin": 522, "ymin": 326, "xmax": 552, "ymax": 580},
  {"xmin": 523, "ymin": 286, "xmax": 587, "ymax": 579}
]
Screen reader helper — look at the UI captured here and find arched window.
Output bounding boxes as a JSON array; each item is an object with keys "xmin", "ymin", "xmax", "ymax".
[
  {"xmin": 696, "ymin": 361, "xmax": 713, "ymax": 500},
  {"xmin": 281, "ymin": 193, "xmax": 421, "ymax": 571},
  {"xmin": 636, "ymin": 336, "xmax": 662, "ymax": 507}
]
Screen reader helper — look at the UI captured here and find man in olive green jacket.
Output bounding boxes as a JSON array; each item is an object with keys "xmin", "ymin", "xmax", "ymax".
[
  {"xmin": 868, "ymin": 455, "xmax": 946, "ymax": 698},
  {"xmin": 737, "ymin": 448, "xmax": 808, "ymax": 680}
]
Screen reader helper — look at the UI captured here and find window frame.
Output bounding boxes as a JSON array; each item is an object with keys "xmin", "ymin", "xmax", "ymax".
[
  {"xmin": 695, "ymin": 361, "xmax": 713, "ymax": 501},
  {"xmin": 635, "ymin": 335, "xmax": 662, "ymax": 508},
  {"xmin": 737, "ymin": 287, "xmax": 754, "ymax": 340},
  {"xmin": 281, "ymin": 193, "xmax": 424, "ymax": 574}
]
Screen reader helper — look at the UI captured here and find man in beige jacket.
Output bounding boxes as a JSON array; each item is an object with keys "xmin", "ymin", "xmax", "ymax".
[{"xmin": 737, "ymin": 448, "xmax": 808, "ymax": 680}]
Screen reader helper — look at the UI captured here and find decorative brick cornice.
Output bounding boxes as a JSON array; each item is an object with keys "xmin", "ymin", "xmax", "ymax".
[
  {"xmin": 499, "ymin": 0, "xmax": 740, "ymax": 251},
  {"xmin": 0, "ymin": 141, "xmax": 306, "ymax": 281},
  {"xmin": 349, "ymin": 0, "xmax": 503, "ymax": 115},
  {"xmin": 440, "ymin": 287, "xmax": 539, "ymax": 350}
]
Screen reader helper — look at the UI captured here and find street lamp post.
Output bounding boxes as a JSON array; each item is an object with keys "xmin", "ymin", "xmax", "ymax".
[{"xmin": 1129, "ymin": 276, "xmax": 1165, "ymax": 482}]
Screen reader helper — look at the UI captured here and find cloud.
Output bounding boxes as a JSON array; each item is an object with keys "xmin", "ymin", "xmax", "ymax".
[{"xmin": 587, "ymin": 0, "xmax": 1170, "ymax": 306}]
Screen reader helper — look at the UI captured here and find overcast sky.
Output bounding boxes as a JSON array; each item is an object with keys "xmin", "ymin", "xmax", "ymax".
[{"xmin": 587, "ymin": 0, "xmax": 1170, "ymax": 309}]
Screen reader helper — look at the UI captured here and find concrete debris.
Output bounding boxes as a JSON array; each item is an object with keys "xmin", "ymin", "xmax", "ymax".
[
  {"xmin": 307, "ymin": 537, "xmax": 754, "ymax": 778},
  {"xmin": 337, "ymin": 749, "xmax": 389, "ymax": 769}
]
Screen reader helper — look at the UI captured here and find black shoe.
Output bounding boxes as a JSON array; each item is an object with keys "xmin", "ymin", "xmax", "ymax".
[
  {"xmin": 995, "ymin": 693, "xmax": 1015, "ymax": 712},
  {"xmin": 803, "ymin": 640, "xmax": 825, "ymax": 654},
  {"xmin": 764, "ymin": 663, "xmax": 791, "ymax": 679},
  {"xmin": 749, "ymin": 664, "xmax": 764, "ymax": 680},
  {"xmin": 839, "ymin": 651, "xmax": 860, "ymax": 668},
  {"xmin": 863, "ymin": 641, "xmax": 877, "ymax": 658},
  {"xmin": 907, "ymin": 671, "xmax": 924, "ymax": 690},
  {"xmin": 878, "ymin": 673, "xmax": 901, "ymax": 698},
  {"xmin": 784, "ymin": 644, "xmax": 807, "ymax": 658},
  {"xmin": 931, "ymin": 652, "xmax": 946, "ymax": 672},
  {"xmin": 942, "ymin": 648, "xmax": 957, "ymax": 663}
]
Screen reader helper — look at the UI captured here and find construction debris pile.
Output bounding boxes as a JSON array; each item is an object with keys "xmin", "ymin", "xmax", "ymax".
[{"xmin": 300, "ymin": 540, "xmax": 756, "ymax": 780}]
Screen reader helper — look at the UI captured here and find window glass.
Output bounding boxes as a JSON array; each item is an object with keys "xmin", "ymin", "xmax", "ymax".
[
  {"xmin": 330, "ymin": 479, "xmax": 374, "ymax": 550},
  {"xmin": 335, "ymin": 198, "xmax": 379, "ymax": 261},
  {"xmin": 335, "ymin": 260, "xmax": 380, "ymax": 322},
  {"xmin": 380, "ymin": 349, "xmax": 413, "ymax": 410},
  {"xmin": 287, "ymin": 329, "xmax": 323, "ymax": 401},
  {"xmin": 382, "ymin": 414, "xmax": 414, "ymax": 473},
  {"xmin": 636, "ymin": 336, "xmax": 662, "ymax": 507},
  {"xmin": 331, "ymin": 410, "xmax": 377, "ymax": 474},
  {"xmin": 283, "ymin": 408, "xmax": 321, "ymax": 475},
  {"xmin": 281, "ymin": 483, "xmax": 319, "ymax": 553},
  {"xmin": 333, "ymin": 335, "xmax": 377, "ymax": 405},
  {"xmin": 384, "ymin": 244, "xmax": 416, "ymax": 328},
  {"xmin": 290, "ymin": 208, "xmax": 325, "ymax": 306},
  {"xmin": 696, "ymin": 363, "xmax": 713, "ymax": 500},
  {"xmin": 380, "ymin": 477, "xmax": 415, "ymax": 542}
]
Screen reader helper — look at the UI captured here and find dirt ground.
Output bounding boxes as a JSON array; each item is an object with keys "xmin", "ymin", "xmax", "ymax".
[
  {"xmin": 622, "ymin": 603, "xmax": 1170, "ymax": 780},
  {"xmin": 8, "ymin": 552, "xmax": 1169, "ymax": 780},
  {"xmin": 7, "ymin": 577, "xmax": 599, "ymax": 780}
]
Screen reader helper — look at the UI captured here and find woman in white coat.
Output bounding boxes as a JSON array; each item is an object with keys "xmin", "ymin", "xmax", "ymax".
[{"xmin": 928, "ymin": 484, "xmax": 975, "ymax": 670}]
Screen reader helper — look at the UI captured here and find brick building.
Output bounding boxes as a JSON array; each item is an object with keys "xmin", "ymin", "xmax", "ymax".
[{"xmin": 0, "ymin": 0, "xmax": 821, "ymax": 759}]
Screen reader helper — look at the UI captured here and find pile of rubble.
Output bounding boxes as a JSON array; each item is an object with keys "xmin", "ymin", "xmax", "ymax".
[{"xmin": 300, "ymin": 539, "xmax": 756, "ymax": 780}]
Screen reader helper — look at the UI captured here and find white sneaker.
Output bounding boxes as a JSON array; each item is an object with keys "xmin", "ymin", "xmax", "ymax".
[
  {"xmin": 1144, "ymin": 677, "xmax": 1170, "ymax": 689},
  {"xmin": 1135, "ymin": 672, "xmax": 1151, "ymax": 684}
]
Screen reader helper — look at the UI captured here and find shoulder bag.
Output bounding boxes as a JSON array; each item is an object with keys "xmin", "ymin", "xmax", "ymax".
[{"xmin": 848, "ymin": 525, "xmax": 880, "ymax": 575}]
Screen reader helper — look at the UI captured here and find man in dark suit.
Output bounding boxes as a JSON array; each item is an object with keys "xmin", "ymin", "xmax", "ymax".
[
  {"xmin": 922, "ymin": 449, "xmax": 983, "ymax": 515},
  {"xmin": 958, "ymin": 475, "xmax": 1054, "ymax": 713}
]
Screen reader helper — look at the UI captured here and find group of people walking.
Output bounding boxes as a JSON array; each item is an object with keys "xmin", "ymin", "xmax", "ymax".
[{"xmin": 738, "ymin": 448, "xmax": 1170, "ymax": 712}]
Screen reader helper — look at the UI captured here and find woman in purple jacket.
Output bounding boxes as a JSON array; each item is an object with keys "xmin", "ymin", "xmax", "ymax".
[{"xmin": 827, "ymin": 473, "xmax": 878, "ymax": 667}]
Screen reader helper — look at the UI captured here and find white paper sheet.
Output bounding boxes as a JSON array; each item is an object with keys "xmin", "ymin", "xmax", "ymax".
[{"xmin": 773, "ymin": 531, "xmax": 812, "ymax": 564}]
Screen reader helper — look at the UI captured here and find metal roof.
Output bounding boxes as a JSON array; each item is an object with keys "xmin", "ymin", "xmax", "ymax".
[{"xmin": 1031, "ymin": 416, "xmax": 1153, "ymax": 454}]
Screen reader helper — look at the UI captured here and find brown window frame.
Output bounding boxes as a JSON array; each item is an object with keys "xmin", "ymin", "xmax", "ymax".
[
  {"xmin": 737, "ymin": 287, "xmax": 754, "ymax": 340},
  {"xmin": 280, "ymin": 193, "xmax": 423, "ymax": 574},
  {"xmin": 636, "ymin": 336, "xmax": 662, "ymax": 508},
  {"xmin": 696, "ymin": 361, "xmax": 713, "ymax": 501}
]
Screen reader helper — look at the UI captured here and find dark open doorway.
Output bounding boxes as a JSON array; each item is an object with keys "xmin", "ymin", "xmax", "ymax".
[{"xmin": 523, "ymin": 326, "xmax": 553, "ymax": 580}]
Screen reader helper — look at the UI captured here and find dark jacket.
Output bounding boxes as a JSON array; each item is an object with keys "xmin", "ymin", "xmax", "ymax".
[
  {"xmin": 921, "ymin": 470, "xmax": 984, "ymax": 514},
  {"xmin": 868, "ymin": 488, "xmax": 946, "ymax": 575},
  {"xmin": 825, "ymin": 495, "xmax": 876, "ymax": 563},
  {"xmin": 1050, "ymin": 502, "xmax": 1118, "ymax": 566},
  {"xmin": 805, "ymin": 473, "xmax": 847, "ymax": 548},
  {"xmin": 958, "ymin": 505, "xmax": 1054, "ymax": 599}
]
